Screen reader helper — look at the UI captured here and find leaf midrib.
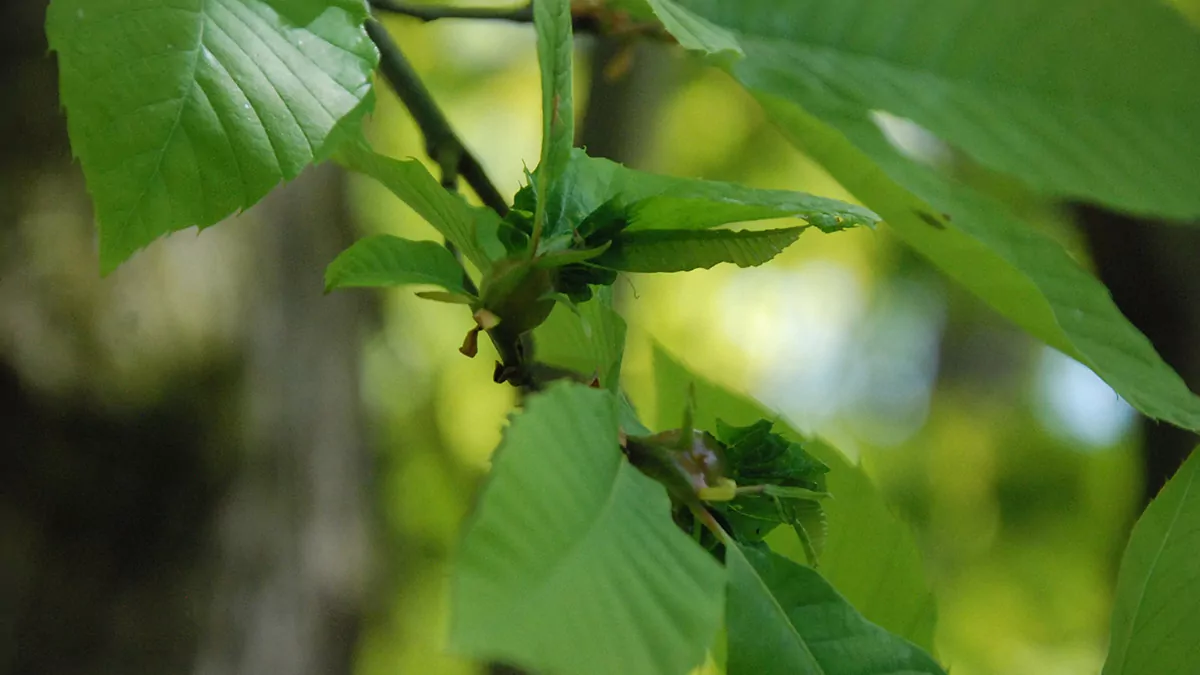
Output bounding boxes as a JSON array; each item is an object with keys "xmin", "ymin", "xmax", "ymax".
[
  {"xmin": 115, "ymin": 0, "xmax": 361, "ymax": 233},
  {"xmin": 1110, "ymin": 460, "xmax": 1198, "ymax": 674},
  {"xmin": 733, "ymin": 547, "xmax": 825, "ymax": 674},
  {"xmin": 115, "ymin": 5, "xmax": 204, "ymax": 231}
]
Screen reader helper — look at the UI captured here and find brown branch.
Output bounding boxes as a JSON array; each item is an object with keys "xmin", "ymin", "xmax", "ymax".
[{"xmin": 365, "ymin": 19, "xmax": 509, "ymax": 217}]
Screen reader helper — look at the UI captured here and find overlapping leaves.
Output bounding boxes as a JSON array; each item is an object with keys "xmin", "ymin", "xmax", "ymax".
[
  {"xmin": 644, "ymin": 0, "xmax": 1200, "ymax": 433},
  {"xmin": 501, "ymin": 151, "xmax": 876, "ymax": 303},
  {"xmin": 450, "ymin": 383, "xmax": 725, "ymax": 675},
  {"xmin": 544, "ymin": 150, "xmax": 877, "ymax": 241},
  {"xmin": 669, "ymin": 0, "xmax": 1200, "ymax": 219},
  {"xmin": 637, "ymin": 349, "xmax": 945, "ymax": 672},
  {"xmin": 654, "ymin": 345, "xmax": 938, "ymax": 649},
  {"xmin": 532, "ymin": 286, "xmax": 626, "ymax": 392},
  {"xmin": 329, "ymin": 138, "xmax": 872, "ymax": 343}
]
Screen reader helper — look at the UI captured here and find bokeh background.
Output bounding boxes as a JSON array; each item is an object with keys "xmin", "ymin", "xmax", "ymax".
[{"xmin": 4, "ymin": 3, "xmax": 1200, "ymax": 675}]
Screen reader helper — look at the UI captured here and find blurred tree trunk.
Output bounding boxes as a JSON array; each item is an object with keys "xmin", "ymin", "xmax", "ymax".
[
  {"xmin": 1077, "ymin": 206, "xmax": 1200, "ymax": 504},
  {"xmin": 578, "ymin": 39, "xmax": 675, "ymax": 166},
  {"xmin": 194, "ymin": 165, "xmax": 373, "ymax": 675},
  {"xmin": 3, "ymin": 3, "xmax": 221, "ymax": 674}
]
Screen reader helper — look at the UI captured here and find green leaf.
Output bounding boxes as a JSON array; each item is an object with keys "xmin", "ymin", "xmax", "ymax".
[
  {"xmin": 619, "ymin": 393, "xmax": 654, "ymax": 437},
  {"xmin": 1103, "ymin": 447, "xmax": 1200, "ymax": 675},
  {"xmin": 714, "ymin": 419, "xmax": 830, "ymax": 554},
  {"xmin": 596, "ymin": 227, "xmax": 805, "ymax": 273},
  {"xmin": 560, "ymin": 150, "xmax": 878, "ymax": 233},
  {"xmin": 758, "ymin": 96, "xmax": 1200, "ymax": 432},
  {"xmin": 415, "ymin": 290, "xmax": 475, "ymax": 305},
  {"xmin": 261, "ymin": 0, "xmax": 367, "ymax": 26},
  {"xmin": 654, "ymin": 345, "xmax": 937, "ymax": 650},
  {"xmin": 450, "ymin": 383, "xmax": 724, "ymax": 675},
  {"xmin": 716, "ymin": 420, "xmax": 828, "ymax": 491},
  {"xmin": 725, "ymin": 543, "xmax": 946, "ymax": 675},
  {"xmin": 532, "ymin": 286, "xmax": 626, "ymax": 392},
  {"xmin": 666, "ymin": 0, "xmax": 1200, "ymax": 219},
  {"xmin": 644, "ymin": 0, "xmax": 742, "ymax": 62},
  {"xmin": 47, "ymin": 0, "xmax": 378, "ymax": 273},
  {"xmin": 533, "ymin": 241, "xmax": 612, "ymax": 269},
  {"xmin": 324, "ymin": 235, "xmax": 469, "ymax": 294},
  {"xmin": 532, "ymin": 0, "xmax": 576, "ymax": 245},
  {"xmin": 647, "ymin": 0, "xmax": 1200, "ymax": 431},
  {"xmin": 335, "ymin": 141, "xmax": 501, "ymax": 272}
]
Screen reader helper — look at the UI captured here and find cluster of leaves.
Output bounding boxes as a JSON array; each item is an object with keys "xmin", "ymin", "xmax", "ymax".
[
  {"xmin": 325, "ymin": 144, "xmax": 870, "ymax": 373},
  {"xmin": 712, "ymin": 420, "xmax": 830, "ymax": 560},
  {"xmin": 623, "ymin": 396, "xmax": 833, "ymax": 565},
  {"xmin": 45, "ymin": 0, "xmax": 1200, "ymax": 674},
  {"xmin": 323, "ymin": 150, "xmax": 870, "ymax": 386},
  {"xmin": 451, "ymin": 376, "xmax": 948, "ymax": 675}
]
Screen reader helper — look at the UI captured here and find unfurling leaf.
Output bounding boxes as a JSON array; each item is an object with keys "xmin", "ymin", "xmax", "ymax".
[
  {"xmin": 505, "ymin": 148, "xmax": 872, "ymax": 299},
  {"xmin": 531, "ymin": 0, "xmax": 576, "ymax": 247},
  {"xmin": 558, "ymin": 150, "xmax": 879, "ymax": 233},
  {"xmin": 596, "ymin": 227, "xmax": 805, "ymax": 273}
]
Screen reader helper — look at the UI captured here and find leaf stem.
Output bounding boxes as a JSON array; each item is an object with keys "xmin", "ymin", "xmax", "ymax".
[
  {"xmin": 433, "ymin": 132, "xmax": 482, "ymax": 297},
  {"xmin": 371, "ymin": 0, "xmax": 534, "ymax": 22},
  {"xmin": 443, "ymin": 240, "xmax": 480, "ymax": 296},
  {"xmin": 691, "ymin": 504, "xmax": 733, "ymax": 545},
  {"xmin": 735, "ymin": 484, "xmax": 768, "ymax": 495},
  {"xmin": 365, "ymin": 19, "xmax": 509, "ymax": 217},
  {"xmin": 735, "ymin": 484, "xmax": 829, "ymax": 500}
]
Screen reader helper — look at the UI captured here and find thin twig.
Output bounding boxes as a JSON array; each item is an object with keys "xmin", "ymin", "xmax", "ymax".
[
  {"xmin": 369, "ymin": 0, "xmax": 608, "ymax": 33},
  {"xmin": 365, "ymin": 18, "xmax": 509, "ymax": 216},
  {"xmin": 690, "ymin": 504, "xmax": 730, "ymax": 544},
  {"xmin": 366, "ymin": 19, "xmax": 540, "ymax": 389},
  {"xmin": 371, "ymin": 0, "xmax": 533, "ymax": 23},
  {"xmin": 436, "ymin": 142, "xmax": 481, "ymax": 296}
]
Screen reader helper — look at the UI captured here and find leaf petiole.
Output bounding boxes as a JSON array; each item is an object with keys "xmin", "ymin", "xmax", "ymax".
[{"xmin": 734, "ymin": 484, "xmax": 829, "ymax": 501}]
